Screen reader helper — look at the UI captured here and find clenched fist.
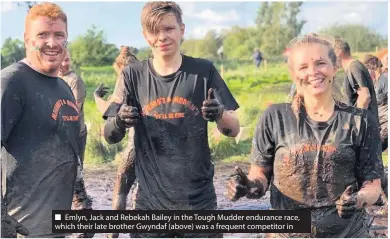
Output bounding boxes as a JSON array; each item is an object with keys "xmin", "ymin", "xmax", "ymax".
[
  {"xmin": 202, "ymin": 88, "xmax": 224, "ymax": 122},
  {"xmin": 336, "ymin": 185, "xmax": 359, "ymax": 219},
  {"xmin": 116, "ymin": 95, "xmax": 140, "ymax": 128}
]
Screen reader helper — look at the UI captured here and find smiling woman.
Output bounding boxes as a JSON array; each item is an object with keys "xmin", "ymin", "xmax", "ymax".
[{"xmin": 227, "ymin": 33, "xmax": 384, "ymax": 238}]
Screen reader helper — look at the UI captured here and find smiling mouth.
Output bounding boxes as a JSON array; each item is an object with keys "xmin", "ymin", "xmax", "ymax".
[
  {"xmin": 43, "ymin": 51, "xmax": 60, "ymax": 56},
  {"xmin": 309, "ymin": 78, "xmax": 325, "ymax": 84}
]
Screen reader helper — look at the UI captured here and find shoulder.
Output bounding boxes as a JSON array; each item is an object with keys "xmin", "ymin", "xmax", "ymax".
[
  {"xmin": 1, "ymin": 62, "xmax": 30, "ymax": 90},
  {"xmin": 182, "ymin": 55, "xmax": 215, "ymax": 71},
  {"xmin": 335, "ymin": 102, "xmax": 374, "ymax": 127},
  {"xmin": 1, "ymin": 62, "xmax": 30, "ymax": 81},
  {"xmin": 349, "ymin": 60, "xmax": 369, "ymax": 74},
  {"xmin": 123, "ymin": 60, "xmax": 148, "ymax": 74},
  {"xmin": 260, "ymin": 103, "xmax": 293, "ymax": 120}
]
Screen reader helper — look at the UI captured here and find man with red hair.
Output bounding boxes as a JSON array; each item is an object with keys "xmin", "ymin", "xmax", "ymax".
[{"xmin": 1, "ymin": 2, "xmax": 91, "ymax": 237}]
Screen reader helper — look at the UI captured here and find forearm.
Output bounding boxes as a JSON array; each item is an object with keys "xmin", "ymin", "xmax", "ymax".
[
  {"xmin": 104, "ymin": 117, "xmax": 127, "ymax": 144},
  {"xmin": 216, "ymin": 110, "xmax": 240, "ymax": 137},
  {"xmin": 94, "ymin": 96, "xmax": 111, "ymax": 114},
  {"xmin": 357, "ymin": 179, "xmax": 381, "ymax": 208}
]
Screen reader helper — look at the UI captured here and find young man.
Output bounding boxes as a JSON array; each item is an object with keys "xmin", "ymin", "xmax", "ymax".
[
  {"xmin": 334, "ymin": 38, "xmax": 379, "ymax": 120},
  {"xmin": 1, "ymin": 3, "xmax": 91, "ymax": 238},
  {"xmin": 103, "ymin": 1, "xmax": 240, "ymax": 237}
]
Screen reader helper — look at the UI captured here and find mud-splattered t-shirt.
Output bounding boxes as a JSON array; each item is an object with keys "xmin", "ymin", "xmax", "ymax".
[
  {"xmin": 251, "ymin": 103, "xmax": 383, "ymax": 237},
  {"xmin": 106, "ymin": 55, "xmax": 239, "ymax": 210},
  {"xmin": 1, "ymin": 62, "xmax": 80, "ymax": 237},
  {"xmin": 344, "ymin": 60, "xmax": 379, "ymax": 119}
]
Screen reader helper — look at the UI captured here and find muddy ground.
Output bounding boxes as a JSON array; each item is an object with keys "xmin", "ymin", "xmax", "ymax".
[{"xmin": 83, "ymin": 161, "xmax": 388, "ymax": 238}]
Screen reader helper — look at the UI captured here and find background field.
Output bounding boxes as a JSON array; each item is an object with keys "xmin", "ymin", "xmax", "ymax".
[{"xmin": 79, "ymin": 54, "xmax": 388, "ymax": 168}]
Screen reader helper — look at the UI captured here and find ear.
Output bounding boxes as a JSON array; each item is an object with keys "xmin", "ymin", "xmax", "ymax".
[
  {"xmin": 180, "ymin": 23, "xmax": 185, "ymax": 37},
  {"xmin": 24, "ymin": 32, "xmax": 29, "ymax": 50}
]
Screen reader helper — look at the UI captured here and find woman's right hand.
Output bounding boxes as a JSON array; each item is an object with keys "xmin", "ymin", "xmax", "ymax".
[
  {"xmin": 227, "ymin": 166, "xmax": 266, "ymax": 201},
  {"xmin": 227, "ymin": 167, "xmax": 251, "ymax": 201},
  {"xmin": 94, "ymin": 83, "xmax": 110, "ymax": 98}
]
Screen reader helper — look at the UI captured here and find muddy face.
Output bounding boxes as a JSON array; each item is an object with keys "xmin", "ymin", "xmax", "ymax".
[
  {"xmin": 24, "ymin": 16, "xmax": 68, "ymax": 76},
  {"xmin": 143, "ymin": 13, "xmax": 184, "ymax": 59},
  {"xmin": 290, "ymin": 44, "xmax": 337, "ymax": 98}
]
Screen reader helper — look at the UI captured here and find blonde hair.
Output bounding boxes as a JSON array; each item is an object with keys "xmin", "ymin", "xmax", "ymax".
[
  {"xmin": 113, "ymin": 46, "xmax": 138, "ymax": 76},
  {"xmin": 287, "ymin": 33, "xmax": 339, "ymax": 117},
  {"xmin": 141, "ymin": 1, "xmax": 183, "ymax": 34},
  {"xmin": 25, "ymin": 2, "xmax": 67, "ymax": 33}
]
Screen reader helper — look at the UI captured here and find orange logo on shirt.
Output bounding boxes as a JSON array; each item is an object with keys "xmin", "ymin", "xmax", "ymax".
[
  {"xmin": 51, "ymin": 99, "xmax": 79, "ymax": 121},
  {"xmin": 143, "ymin": 96, "xmax": 200, "ymax": 119}
]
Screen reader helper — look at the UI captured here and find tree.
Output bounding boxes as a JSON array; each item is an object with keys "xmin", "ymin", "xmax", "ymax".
[
  {"xmin": 1, "ymin": 38, "xmax": 25, "ymax": 69},
  {"xmin": 255, "ymin": 2, "xmax": 305, "ymax": 58},
  {"xmin": 320, "ymin": 24, "xmax": 387, "ymax": 52},
  {"xmin": 68, "ymin": 25, "xmax": 119, "ymax": 67}
]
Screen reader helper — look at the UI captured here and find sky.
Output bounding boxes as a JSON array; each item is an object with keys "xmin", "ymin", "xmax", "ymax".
[{"xmin": 1, "ymin": 1, "xmax": 388, "ymax": 49}]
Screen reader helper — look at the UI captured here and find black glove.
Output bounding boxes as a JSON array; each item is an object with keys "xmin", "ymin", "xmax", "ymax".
[
  {"xmin": 116, "ymin": 95, "xmax": 140, "ymax": 128},
  {"xmin": 202, "ymin": 88, "xmax": 224, "ymax": 122},
  {"xmin": 336, "ymin": 185, "xmax": 359, "ymax": 219},
  {"xmin": 94, "ymin": 83, "xmax": 110, "ymax": 98},
  {"xmin": 1, "ymin": 200, "xmax": 29, "ymax": 237},
  {"xmin": 227, "ymin": 166, "xmax": 265, "ymax": 201}
]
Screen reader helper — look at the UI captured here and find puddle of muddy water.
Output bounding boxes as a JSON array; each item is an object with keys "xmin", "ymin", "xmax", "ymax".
[{"xmin": 82, "ymin": 162, "xmax": 387, "ymax": 238}]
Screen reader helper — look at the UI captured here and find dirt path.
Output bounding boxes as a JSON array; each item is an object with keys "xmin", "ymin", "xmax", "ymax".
[{"xmin": 83, "ymin": 162, "xmax": 388, "ymax": 238}]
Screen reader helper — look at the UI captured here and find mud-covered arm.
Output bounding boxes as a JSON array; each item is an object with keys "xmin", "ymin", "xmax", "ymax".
[
  {"xmin": 104, "ymin": 116, "xmax": 127, "ymax": 144},
  {"xmin": 355, "ymin": 111, "xmax": 383, "ymax": 208},
  {"xmin": 349, "ymin": 64, "xmax": 372, "ymax": 109},
  {"xmin": 247, "ymin": 106, "xmax": 276, "ymax": 194},
  {"xmin": 208, "ymin": 65, "xmax": 240, "ymax": 137}
]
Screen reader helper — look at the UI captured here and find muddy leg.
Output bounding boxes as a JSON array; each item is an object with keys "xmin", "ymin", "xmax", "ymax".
[
  {"xmin": 109, "ymin": 129, "xmax": 137, "ymax": 238},
  {"xmin": 112, "ymin": 130, "xmax": 136, "ymax": 211}
]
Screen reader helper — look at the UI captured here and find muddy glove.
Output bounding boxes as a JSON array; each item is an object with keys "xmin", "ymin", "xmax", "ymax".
[
  {"xmin": 202, "ymin": 88, "xmax": 224, "ymax": 122},
  {"xmin": 336, "ymin": 185, "xmax": 359, "ymax": 219},
  {"xmin": 1, "ymin": 199, "xmax": 29, "ymax": 238},
  {"xmin": 227, "ymin": 166, "xmax": 265, "ymax": 201},
  {"xmin": 94, "ymin": 83, "xmax": 110, "ymax": 98},
  {"xmin": 116, "ymin": 95, "xmax": 140, "ymax": 129}
]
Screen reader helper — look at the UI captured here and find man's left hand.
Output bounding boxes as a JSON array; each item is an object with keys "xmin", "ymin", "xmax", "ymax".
[{"xmin": 202, "ymin": 88, "xmax": 224, "ymax": 122}]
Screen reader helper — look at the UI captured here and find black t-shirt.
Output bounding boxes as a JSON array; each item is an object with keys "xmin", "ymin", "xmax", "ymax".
[
  {"xmin": 1, "ymin": 62, "xmax": 80, "ymax": 237},
  {"xmin": 250, "ymin": 102, "xmax": 383, "ymax": 236},
  {"xmin": 111, "ymin": 55, "xmax": 239, "ymax": 210},
  {"xmin": 344, "ymin": 60, "xmax": 379, "ymax": 119}
]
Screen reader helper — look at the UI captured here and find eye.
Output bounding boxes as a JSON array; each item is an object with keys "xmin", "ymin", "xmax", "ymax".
[{"xmin": 299, "ymin": 66, "xmax": 307, "ymax": 71}]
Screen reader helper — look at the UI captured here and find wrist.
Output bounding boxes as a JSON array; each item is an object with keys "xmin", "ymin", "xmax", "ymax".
[{"xmin": 114, "ymin": 116, "xmax": 126, "ymax": 129}]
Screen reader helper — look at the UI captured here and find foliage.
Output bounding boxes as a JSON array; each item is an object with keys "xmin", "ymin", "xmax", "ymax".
[
  {"xmin": 320, "ymin": 24, "xmax": 388, "ymax": 52},
  {"xmin": 1, "ymin": 38, "xmax": 25, "ymax": 69},
  {"xmin": 69, "ymin": 25, "xmax": 119, "ymax": 69}
]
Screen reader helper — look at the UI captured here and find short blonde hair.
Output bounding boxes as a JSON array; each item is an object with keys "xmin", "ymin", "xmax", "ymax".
[
  {"xmin": 141, "ymin": 1, "xmax": 183, "ymax": 34},
  {"xmin": 25, "ymin": 2, "xmax": 67, "ymax": 33}
]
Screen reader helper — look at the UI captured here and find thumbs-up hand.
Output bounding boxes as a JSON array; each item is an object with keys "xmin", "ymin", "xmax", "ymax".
[
  {"xmin": 227, "ymin": 166, "xmax": 265, "ymax": 201},
  {"xmin": 202, "ymin": 88, "xmax": 224, "ymax": 122},
  {"xmin": 335, "ymin": 185, "xmax": 358, "ymax": 219},
  {"xmin": 116, "ymin": 94, "xmax": 140, "ymax": 128}
]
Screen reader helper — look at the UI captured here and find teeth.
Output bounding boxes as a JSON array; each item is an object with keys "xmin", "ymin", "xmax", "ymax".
[{"xmin": 44, "ymin": 52, "xmax": 58, "ymax": 56}]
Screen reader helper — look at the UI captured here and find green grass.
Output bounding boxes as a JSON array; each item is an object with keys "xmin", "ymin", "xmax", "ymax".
[{"xmin": 80, "ymin": 59, "xmax": 387, "ymax": 168}]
